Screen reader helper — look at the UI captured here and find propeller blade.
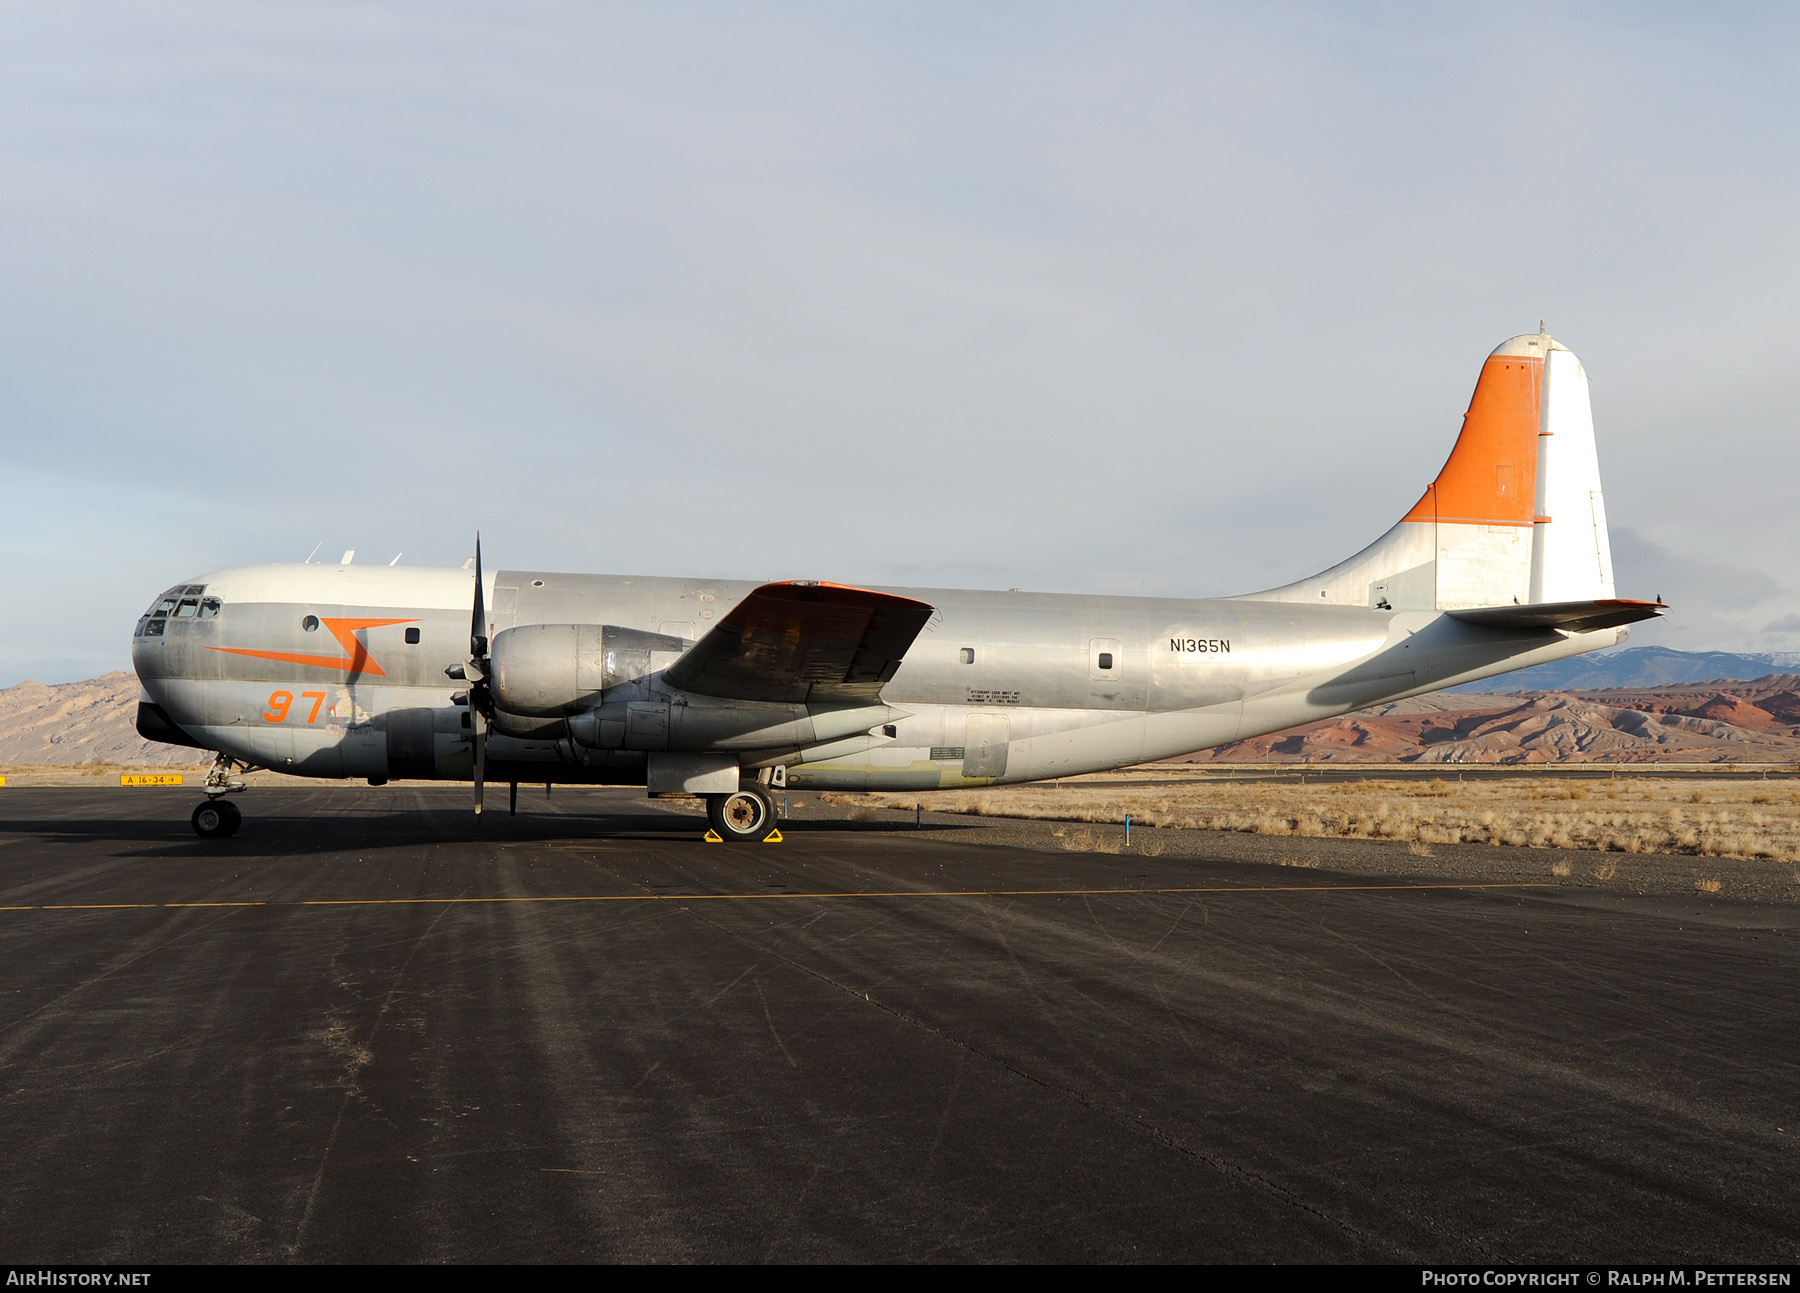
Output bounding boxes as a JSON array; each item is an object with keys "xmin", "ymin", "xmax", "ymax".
[
  {"xmin": 471, "ymin": 532, "xmax": 488, "ymax": 661},
  {"xmin": 469, "ymin": 531, "xmax": 490, "ymax": 819},
  {"xmin": 472, "ymin": 706, "xmax": 486, "ymax": 817}
]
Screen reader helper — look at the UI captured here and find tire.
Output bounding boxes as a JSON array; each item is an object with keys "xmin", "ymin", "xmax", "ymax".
[
  {"xmin": 191, "ymin": 798, "xmax": 242, "ymax": 839},
  {"xmin": 705, "ymin": 786, "xmax": 777, "ymax": 843}
]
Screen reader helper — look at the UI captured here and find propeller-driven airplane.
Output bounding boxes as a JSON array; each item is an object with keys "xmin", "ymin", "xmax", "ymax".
[{"xmin": 134, "ymin": 329, "xmax": 1662, "ymax": 841}]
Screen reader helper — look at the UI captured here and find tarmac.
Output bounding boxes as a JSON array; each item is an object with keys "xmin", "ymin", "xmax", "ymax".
[{"xmin": 0, "ymin": 785, "xmax": 1796, "ymax": 1263}]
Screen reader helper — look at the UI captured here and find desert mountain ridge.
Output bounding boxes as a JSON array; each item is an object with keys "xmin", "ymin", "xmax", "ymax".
[
  {"xmin": 0, "ymin": 672, "xmax": 205, "ymax": 767},
  {"xmin": 1189, "ymin": 674, "xmax": 1800, "ymax": 765},
  {"xmin": 1445, "ymin": 644, "xmax": 1800, "ymax": 691}
]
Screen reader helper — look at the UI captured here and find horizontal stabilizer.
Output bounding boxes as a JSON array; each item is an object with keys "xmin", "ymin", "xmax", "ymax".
[
  {"xmin": 1447, "ymin": 598, "xmax": 1665, "ymax": 634},
  {"xmin": 667, "ymin": 581, "xmax": 935, "ymax": 704}
]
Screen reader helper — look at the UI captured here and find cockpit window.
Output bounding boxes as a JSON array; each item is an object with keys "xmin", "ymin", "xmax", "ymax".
[{"xmin": 139, "ymin": 585, "xmax": 211, "ymax": 635}]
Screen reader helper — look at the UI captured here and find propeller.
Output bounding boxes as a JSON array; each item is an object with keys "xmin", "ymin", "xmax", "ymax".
[{"xmin": 447, "ymin": 534, "xmax": 494, "ymax": 817}]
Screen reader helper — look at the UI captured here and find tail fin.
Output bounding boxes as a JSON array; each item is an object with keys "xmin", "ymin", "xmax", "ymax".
[{"xmin": 1248, "ymin": 328, "xmax": 1621, "ymax": 611}]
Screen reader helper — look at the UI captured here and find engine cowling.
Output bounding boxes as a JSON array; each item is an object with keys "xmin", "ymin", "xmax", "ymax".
[{"xmin": 489, "ymin": 623, "xmax": 687, "ymax": 717}]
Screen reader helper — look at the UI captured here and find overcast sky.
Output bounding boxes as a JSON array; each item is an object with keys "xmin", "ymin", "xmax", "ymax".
[{"xmin": 4, "ymin": 2, "xmax": 1798, "ymax": 684}]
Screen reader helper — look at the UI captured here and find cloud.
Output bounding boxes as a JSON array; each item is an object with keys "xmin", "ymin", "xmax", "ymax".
[
  {"xmin": 1610, "ymin": 527, "xmax": 1782, "ymax": 610},
  {"xmin": 4, "ymin": 5, "xmax": 1800, "ymax": 678},
  {"xmin": 1608, "ymin": 528, "xmax": 1797, "ymax": 652}
]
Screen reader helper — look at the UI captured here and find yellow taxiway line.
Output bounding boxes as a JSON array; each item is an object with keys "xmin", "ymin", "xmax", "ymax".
[{"xmin": 0, "ymin": 881, "xmax": 1551, "ymax": 912}]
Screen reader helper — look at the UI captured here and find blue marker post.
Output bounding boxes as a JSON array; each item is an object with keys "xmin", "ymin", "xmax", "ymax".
[
  {"xmin": 916, "ymin": 802, "xmax": 922, "ymax": 829},
  {"xmin": 1125, "ymin": 813, "xmax": 1131, "ymax": 848}
]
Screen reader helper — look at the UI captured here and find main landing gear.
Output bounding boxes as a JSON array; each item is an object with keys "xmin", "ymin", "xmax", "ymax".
[
  {"xmin": 704, "ymin": 784, "xmax": 780, "ymax": 843},
  {"xmin": 191, "ymin": 752, "xmax": 251, "ymax": 839}
]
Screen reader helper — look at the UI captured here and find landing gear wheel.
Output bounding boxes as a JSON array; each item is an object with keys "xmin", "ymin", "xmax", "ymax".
[
  {"xmin": 705, "ymin": 786, "xmax": 777, "ymax": 843},
  {"xmin": 191, "ymin": 798, "xmax": 242, "ymax": 839}
]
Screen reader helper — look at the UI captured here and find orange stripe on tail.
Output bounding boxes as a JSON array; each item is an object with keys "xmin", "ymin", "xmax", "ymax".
[{"xmin": 1401, "ymin": 355, "xmax": 1541, "ymax": 527}]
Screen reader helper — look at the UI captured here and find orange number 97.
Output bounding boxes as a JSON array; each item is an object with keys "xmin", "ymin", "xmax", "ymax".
[{"xmin": 263, "ymin": 690, "xmax": 293, "ymax": 722}]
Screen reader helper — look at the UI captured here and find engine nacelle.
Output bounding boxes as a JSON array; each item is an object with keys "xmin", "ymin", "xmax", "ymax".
[
  {"xmin": 489, "ymin": 623, "xmax": 688, "ymax": 717},
  {"xmin": 565, "ymin": 696, "xmax": 905, "ymax": 755}
]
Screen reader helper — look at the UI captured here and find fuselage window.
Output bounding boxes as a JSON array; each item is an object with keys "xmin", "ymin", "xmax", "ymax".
[
  {"xmin": 960, "ymin": 648, "xmax": 976, "ymax": 664},
  {"xmin": 1097, "ymin": 652, "xmax": 1114, "ymax": 670},
  {"xmin": 198, "ymin": 598, "xmax": 222, "ymax": 619},
  {"xmin": 303, "ymin": 615, "xmax": 320, "ymax": 632},
  {"xmin": 405, "ymin": 627, "xmax": 420, "ymax": 644},
  {"xmin": 145, "ymin": 618, "xmax": 166, "ymax": 637}
]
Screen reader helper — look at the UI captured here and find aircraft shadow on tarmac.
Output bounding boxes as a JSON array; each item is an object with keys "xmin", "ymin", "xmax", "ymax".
[
  {"xmin": 771, "ymin": 816, "xmax": 977, "ymax": 834},
  {"xmin": 0, "ymin": 806, "xmax": 977, "ymax": 861}
]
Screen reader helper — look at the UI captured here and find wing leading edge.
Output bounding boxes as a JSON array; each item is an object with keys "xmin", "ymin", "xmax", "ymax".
[{"xmin": 666, "ymin": 581, "xmax": 935, "ymax": 704}]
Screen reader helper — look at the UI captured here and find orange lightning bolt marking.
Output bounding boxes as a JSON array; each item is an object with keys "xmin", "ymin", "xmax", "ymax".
[{"xmin": 208, "ymin": 617, "xmax": 419, "ymax": 677}]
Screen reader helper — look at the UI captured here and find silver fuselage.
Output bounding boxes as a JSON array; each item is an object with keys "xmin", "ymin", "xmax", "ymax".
[{"xmin": 132, "ymin": 563, "xmax": 1620, "ymax": 790}]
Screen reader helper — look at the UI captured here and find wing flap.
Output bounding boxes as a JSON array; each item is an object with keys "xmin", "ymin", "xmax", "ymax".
[
  {"xmin": 666, "ymin": 581, "xmax": 935, "ymax": 703},
  {"xmin": 1448, "ymin": 598, "xmax": 1665, "ymax": 633}
]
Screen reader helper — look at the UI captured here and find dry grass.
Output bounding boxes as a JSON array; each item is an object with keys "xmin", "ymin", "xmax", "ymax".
[
  {"xmin": 826, "ymin": 774, "xmax": 1800, "ymax": 863},
  {"xmin": 0, "ymin": 761, "xmax": 216, "ymax": 787},
  {"xmin": 1696, "ymin": 877, "xmax": 1723, "ymax": 894}
]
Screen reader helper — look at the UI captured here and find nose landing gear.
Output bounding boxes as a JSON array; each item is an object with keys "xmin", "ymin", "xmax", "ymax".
[
  {"xmin": 191, "ymin": 799, "xmax": 242, "ymax": 838},
  {"xmin": 191, "ymin": 752, "xmax": 252, "ymax": 839}
]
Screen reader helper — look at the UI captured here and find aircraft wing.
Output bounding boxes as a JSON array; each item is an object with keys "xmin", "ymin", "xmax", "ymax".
[
  {"xmin": 1448, "ymin": 598, "xmax": 1666, "ymax": 633},
  {"xmin": 665, "ymin": 581, "xmax": 936, "ymax": 704}
]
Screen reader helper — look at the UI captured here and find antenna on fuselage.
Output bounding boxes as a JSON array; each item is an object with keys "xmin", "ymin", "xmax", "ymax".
[
  {"xmin": 303, "ymin": 540, "xmax": 323, "ymax": 564},
  {"xmin": 389, "ymin": 553, "xmax": 403, "ymax": 566},
  {"xmin": 341, "ymin": 549, "xmax": 356, "ymax": 564}
]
